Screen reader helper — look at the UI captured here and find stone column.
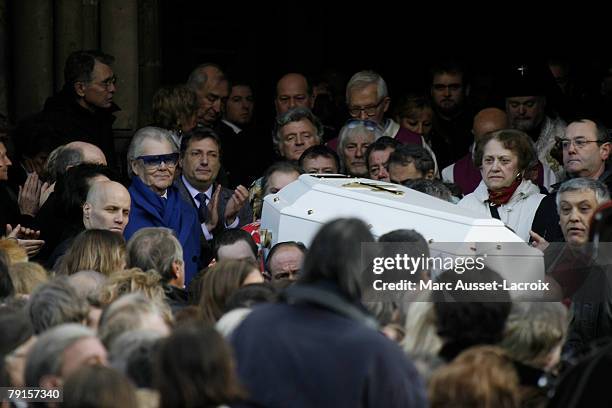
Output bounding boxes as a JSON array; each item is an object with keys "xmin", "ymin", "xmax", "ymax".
[
  {"xmin": 82, "ymin": 0, "xmax": 100, "ymax": 50},
  {"xmin": 54, "ymin": 0, "xmax": 83, "ymax": 91},
  {"xmin": 12, "ymin": 0, "xmax": 53, "ymax": 121},
  {"xmin": 100, "ymin": 0, "xmax": 138, "ymax": 130},
  {"xmin": 138, "ymin": 0, "xmax": 161, "ymax": 127}
]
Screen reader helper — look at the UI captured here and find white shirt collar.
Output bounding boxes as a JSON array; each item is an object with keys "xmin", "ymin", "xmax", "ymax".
[
  {"xmin": 181, "ymin": 175, "xmax": 213, "ymax": 205},
  {"xmin": 222, "ymin": 119, "xmax": 242, "ymax": 134}
]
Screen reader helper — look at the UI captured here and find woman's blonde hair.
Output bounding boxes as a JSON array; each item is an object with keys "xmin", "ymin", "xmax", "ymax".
[
  {"xmin": 0, "ymin": 238, "xmax": 28, "ymax": 264},
  {"xmin": 9, "ymin": 262, "xmax": 48, "ymax": 296},
  {"xmin": 99, "ymin": 267, "xmax": 166, "ymax": 306},
  {"xmin": 55, "ymin": 230, "xmax": 126, "ymax": 277}
]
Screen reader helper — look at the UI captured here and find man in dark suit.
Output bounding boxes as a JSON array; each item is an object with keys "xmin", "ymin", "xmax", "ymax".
[{"xmin": 175, "ymin": 127, "xmax": 252, "ymax": 265}]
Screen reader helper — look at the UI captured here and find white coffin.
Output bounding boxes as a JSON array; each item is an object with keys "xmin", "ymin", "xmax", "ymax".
[{"xmin": 260, "ymin": 175, "xmax": 544, "ymax": 294}]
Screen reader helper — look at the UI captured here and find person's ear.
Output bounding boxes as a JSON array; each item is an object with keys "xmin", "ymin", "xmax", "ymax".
[
  {"xmin": 425, "ymin": 169, "xmax": 435, "ymax": 180},
  {"xmin": 600, "ymin": 142, "xmax": 611, "ymax": 161},
  {"xmin": 130, "ymin": 160, "xmax": 140, "ymax": 177},
  {"xmin": 83, "ymin": 202, "xmax": 92, "ymax": 217},
  {"xmin": 382, "ymin": 97, "xmax": 391, "ymax": 113},
  {"xmin": 171, "ymin": 260, "xmax": 182, "ymax": 280},
  {"xmin": 74, "ymin": 81, "xmax": 86, "ymax": 98}
]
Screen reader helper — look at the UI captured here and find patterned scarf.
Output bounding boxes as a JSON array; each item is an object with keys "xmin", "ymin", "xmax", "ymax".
[{"xmin": 487, "ymin": 177, "xmax": 522, "ymax": 206}]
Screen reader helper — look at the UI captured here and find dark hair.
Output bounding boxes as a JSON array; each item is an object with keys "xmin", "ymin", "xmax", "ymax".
[
  {"xmin": 429, "ymin": 59, "xmax": 468, "ymax": 85},
  {"xmin": 224, "ymin": 282, "xmax": 278, "ymax": 312},
  {"xmin": 179, "ymin": 126, "xmax": 222, "ymax": 158},
  {"xmin": 63, "ymin": 365, "xmax": 138, "ymax": 408},
  {"xmin": 213, "ymin": 229, "xmax": 258, "ymax": 261},
  {"xmin": 265, "ymin": 241, "xmax": 307, "ymax": 273},
  {"xmin": 125, "ymin": 338, "xmax": 160, "ymax": 388},
  {"xmin": 569, "ymin": 117, "xmax": 610, "ymax": 143},
  {"xmin": 298, "ymin": 144, "xmax": 340, "ymax": 173},
  {"xmin": 155, "ymin": 323, "xmax": 246, "ymax": 407},
  {"xmin": 433, "ymin": 268, "xmax": 511, "ymax": 359},
  {"xmin": 394, "ymin": 94, "xmax": 433, "ymax": 120},
  {"xmin": 388, "ymin": 144, "xmax": 435, "ymax": 177},
  {"xmin": 199, "ymin": 259, "xmax": 259, "ymax": 323},
  {"xmin": 404, "ymin": 179, "xmax": 453, "ymax": 202},
  {"xmin": 64, "ymin": 50, "xmax": 115, "ymax": 89},
  {"xmin": 56, "ymin": 163, "xmax": 116, "ymax": 225},
  {"xmin": 299, "ymin": 218, "xmax": 374, "ymax": 300},
  {"xmin": 474, "ymin": 129, "xmax": 537, "ymax": 172},
  {"xmin": 365, "ymin": 136, "xmax": 401, "ymax": 169}
]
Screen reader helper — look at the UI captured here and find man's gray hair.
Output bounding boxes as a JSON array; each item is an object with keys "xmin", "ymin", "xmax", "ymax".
[
  {"xmin": 27, "ymin": 277, "xmax": 90, "ymax": 335},
  {"xmin": 25, "ymin": 323, "xmax": 95, "ymax": 387},
  {"xmin": 98, "ymin": 293, "xmax": 168, "ymax": 348},
  {"xmin": 345, "ymin": 70, "xmax": 388, "ymax": 104},
  {"xmin": 337, "ymin": 121, "xmax": 384, "ymax": 154},
  {"xmin": 273, "ymin": 107, "xmax": 323, "ymax": 154},
  {"xmin": 186, "ymin": 62, "xmax": 225, "ymax": 90},
  {"xmin": 109, "ymin": 329, "xmax": 164, "ymax": 375},
  {"xmin": 67, "ymin": 270, "xmax": 108, "ymax": 304},
  {"xmin": 126, "ymin": 126, "xmax": 176, "ymax": 178},
  {"xmin": 126, "ymin": 227, "xmax": 183, "ymax": 284},
  {"xmin": 54, "ymin": 145, "xmax": 83, "ymax": 177},
  {"xmin": 556, "ymin": 177, "xmax": 611, "ymax": 211}
]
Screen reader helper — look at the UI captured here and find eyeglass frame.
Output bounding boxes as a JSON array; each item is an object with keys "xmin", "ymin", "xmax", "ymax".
[
  {"xmin": 135, "ymin": 153, "xmax": 180, "ymax": 169},
  {"xmin": 557, "ymin": 137, "xmax": 608, "ymax": 150},
  {"xmin": 347, "ymin": 98, "xmax": 387, "ymax": 118}
]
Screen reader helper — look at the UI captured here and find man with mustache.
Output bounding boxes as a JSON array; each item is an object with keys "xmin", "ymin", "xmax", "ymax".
[{"xmin": 41, "ymin": 50, "xmax": 119, "ymax": 169}]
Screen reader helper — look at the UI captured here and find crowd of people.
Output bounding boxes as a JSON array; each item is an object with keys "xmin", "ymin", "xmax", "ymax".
[{"xmin": 1, "ymin": 49, "xmax": 612, "ymax": 407}]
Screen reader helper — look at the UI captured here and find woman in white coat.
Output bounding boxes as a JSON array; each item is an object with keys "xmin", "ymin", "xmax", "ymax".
[{"xmin": 458, "ymin": 129, "xmax": 546, "ymax": 241}]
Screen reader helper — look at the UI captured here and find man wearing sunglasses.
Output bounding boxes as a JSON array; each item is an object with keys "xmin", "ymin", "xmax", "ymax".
[
  {"xmin": 124, "ymin": 126, "xmax": 201, "ymax": 285},
  {"xmin": 41, "ymin": 50, "xmax": 119, "ymax": 169}
]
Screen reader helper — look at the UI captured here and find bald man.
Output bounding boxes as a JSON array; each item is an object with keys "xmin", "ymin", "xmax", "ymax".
[
  {"xmin": 441, "ymin": 108, "xmax": 509, "ymax": 194},
  {"xmin": 275, "ymin": 73, "xmax": 314, "ymax": 115},
  {"xmin": 83, "ymin": 180, "xmax": 131, "ymax": 233}
]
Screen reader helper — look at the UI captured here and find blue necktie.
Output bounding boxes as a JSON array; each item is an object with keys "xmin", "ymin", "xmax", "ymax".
[{"xmin": 195, "ymin": 192, "xmax": 209, "ymax": 224}]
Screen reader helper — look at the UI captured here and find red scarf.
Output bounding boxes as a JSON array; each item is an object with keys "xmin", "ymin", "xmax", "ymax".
[{"xmin": 487, "ymin": 177, "xmax": 522, "ymax": 206}]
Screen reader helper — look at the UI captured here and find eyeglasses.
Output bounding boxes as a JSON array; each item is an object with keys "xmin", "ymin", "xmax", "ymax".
[
  {"xmin": 94, "ymin": 75, "xmax": 117, "ymax": 90},
  {"xmin": 344, "ymin": 119, "xmax": 383, "ymax": 132},
  {"xmin": 558, "ymin": 138, "xmax": 603, "ymax": 150},
  {"xmin": 135, "ymin": 153, "xmax": 179, "ymax": 169},
  {"xmin": 348, "ymin": 99, "xmax": 385, "ymax": 118}
]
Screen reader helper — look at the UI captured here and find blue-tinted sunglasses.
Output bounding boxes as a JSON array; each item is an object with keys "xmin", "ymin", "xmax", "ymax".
[
  {"xmin": 345, "ymin": 119, "xmax": 382, "ymax": 132},
  {"xmin": 136, "ymin": 153, "xmax": 179, "ymax": 168}
]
